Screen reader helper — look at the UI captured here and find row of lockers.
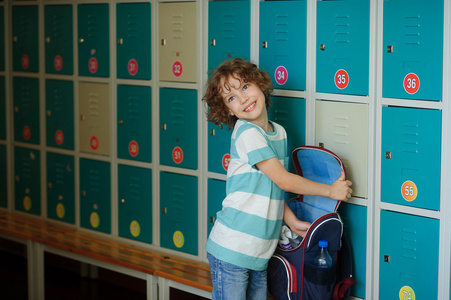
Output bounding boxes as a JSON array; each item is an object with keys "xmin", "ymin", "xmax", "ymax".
[
  {"xmin": 1, "ymin": 143, "xmax": 442, "ymax": 299},
  {"xmin": 5, "ymin": 0, "xmax": 443, "ymax": 100}
]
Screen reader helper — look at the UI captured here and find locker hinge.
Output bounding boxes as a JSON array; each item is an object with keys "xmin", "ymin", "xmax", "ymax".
[
  {"xmin": 387, "ymin": 45, "xmax": 393, "ymax": 53},
  {"xmin": 320, "ymin": 44, "xmax": 326, "ymax": 51},
  {"xmin": 385, "ymin": 152, "xmax": 392, "ymax": 159},
  {"xmin": 210, "ymin": 39, "xmax": 216, "ymax": 46},
  {"xmin": 262, "ymin": 41, "xmax": 268, "ymax": 48}
]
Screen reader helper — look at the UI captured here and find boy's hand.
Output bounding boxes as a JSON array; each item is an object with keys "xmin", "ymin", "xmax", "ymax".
[
  {"xmin": 330, "ymin": 171, "xmax": 353, "ymax": 201},
  {"xmin": 290, "ymin": 219, "xmax": 311, "ymax": 238}
]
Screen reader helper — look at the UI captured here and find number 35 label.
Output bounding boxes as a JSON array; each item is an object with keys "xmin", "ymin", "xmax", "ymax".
[
  {"xmin": 335, "ymin": 69, "xmax": 349, "ymax": 89},
  {"xmin": 401, "ymin": 180, "xmax": 418, "ymax": 202},
  {"xmin": 403, "ymin": 73, "xmax": 420, "ymax": 94}
]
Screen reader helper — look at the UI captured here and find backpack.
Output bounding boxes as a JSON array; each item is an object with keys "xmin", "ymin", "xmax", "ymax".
[{"xmin": 267, "ymin": 146, "xmax": 355, "ymax": 300}]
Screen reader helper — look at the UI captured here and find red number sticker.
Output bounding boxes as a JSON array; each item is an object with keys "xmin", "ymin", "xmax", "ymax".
[
  {"xmin": 172, "ymin": 146, "xmax": 184, "ymax": 164},
  {"xmin": 274, "ymin": 66, "xmax": 288, "ymax": 85},
  {"xmin": 23, "ymin": 126, "xmax": 31, "ymax": 140},
  {"xmin": 128, "ymin": 140, "xmax": 139, "ymax": 157},
  {"xmin": 90, "ymin": 136, "xmax": 99, "ymax": 150},
  {"xmin": 128, "ymin": 59, "xmax": 138, "ymax": 76},
  {"xmin": 403, "ymin": 73, "xmax": 420, "ymax": 94},
  {"xmin": 22, "ymin": 54, "xmax": 30, "ymax": 70},
  {"xmin": 335, "ymin": 69, "xmax": 349, "ymax": 89},
  {"xmin": 89, "ymin": 57, "xmax": 98, "ymax": 74},
  {"xmin": 222, "ymin": 154, "xmax": 231, "ymax": 171},
  {"xmin": 55, "ymin": 130, "xmax": 64, "ymax": 145},
  {"xmin": 172, "ymin": 61, "xmax": 183, "ymax": 77},
  {"xmin": 54, "ymin": 55, "xmax": 63, "ymax": 71}
]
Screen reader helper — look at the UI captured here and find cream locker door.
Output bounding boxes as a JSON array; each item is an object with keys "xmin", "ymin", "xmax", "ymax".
[
  {"xmin": 79, "ymin": 82, "xmax": 110, "ymax": 156},
  {"xmin": 159, "ymin": 2, "xmax": 197, "ymax": 83},
  {"xmin": 315, "ymin": 100, "xmax": 368, "ymax": 198}
]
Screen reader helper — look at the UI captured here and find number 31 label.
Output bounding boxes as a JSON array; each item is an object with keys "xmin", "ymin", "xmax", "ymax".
[{"xmin": 401, "ymin": 180, "xmax": 418, "ymax": 202}]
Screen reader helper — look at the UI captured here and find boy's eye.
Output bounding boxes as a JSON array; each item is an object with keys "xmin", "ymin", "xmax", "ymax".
[
  {"xmin": 243, "ymin": 84, "xmax": 249, "ymax": 91},
  {"xmin": 228, "ymin": 96, "xmax": 235, "ymax": 102}
]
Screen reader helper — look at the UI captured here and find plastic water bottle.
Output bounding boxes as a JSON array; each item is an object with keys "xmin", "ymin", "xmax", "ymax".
[{"xmin": 314, "ymin": 240, "xmax": 332, "ymax": 268}]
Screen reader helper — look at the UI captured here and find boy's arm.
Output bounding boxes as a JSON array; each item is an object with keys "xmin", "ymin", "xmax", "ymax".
[
  {"xmin": 256, "ymin": 157, "xmax": 352, "ymax": 201},
  {"xmin": 283, "ymin": 202, "xmax": 311, "ymax": 237}
]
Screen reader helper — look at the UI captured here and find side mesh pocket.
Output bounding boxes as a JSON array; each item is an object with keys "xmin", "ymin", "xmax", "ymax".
[{"xmin": 303, "ymin": 262, "xmax": 337, "ymax": 300}]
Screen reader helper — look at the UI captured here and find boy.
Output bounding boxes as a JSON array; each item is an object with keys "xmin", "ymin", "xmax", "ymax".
[{"xmin": 203, "ymin": 58, "xmax": 352, "ymax": 299}]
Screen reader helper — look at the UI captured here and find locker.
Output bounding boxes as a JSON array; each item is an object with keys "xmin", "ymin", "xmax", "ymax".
[
  {"xmin": 379, "ymin": 210, "xmax": 439, "ymax": 299},
  {"xmin": 338, "ymin": 203, "xmax": 367, "ymax": 299},
  {"xmin": 0, "ymin": 76, "xmax": 5, "ymax": 140},
  {"xmin": 44, "ymin": 5, "xmax": 73, "ymax": 75},
  {"xmin": 116, "ymin": 3, "xmax": 151, "ymax": 80},
  {"xmin": 159, "ymin": 2, "xmax": 197, "ymax": 83},
  {"xmin": 259, "ymin": 0, "xmax": 306, "ymax": 91},
  {"xmin": 160, "ymin": 172, "xmax": 198, "ymax": 255},
  {"xmin": 382, "ymin": 0, "xmax": 443, "ymax": 101},
  {"xmin": 13, "ymin": 77, "xmax": 40, "ymax": 145},
  {"xmin": 315, "ymin": 100, "xmax": 368, "ymax": 198},
  {"xmin": 46, "ymin": 152, "xmax": 75, "ymax": 224},
  {"xmin": 118, "ymin": 164, "xmax": 152, "ymax": 244},
  {"xmin": 207, "ymin": 123, "xmax": 231, "ymax": 174},
  {"xmin": 79, "ymin": 82, "xmax": 110, "ymax": 156},
  {"xmin": 0, "ymin": 6, "xmax": 4, "ymax": 71},
  {"xmin": 14, "ymin": 147, "xmax": 40, "ymax": 216},
  {"xmin": 0, "ymin": 145, "xmax": 6, "ymax": 208},
  {"xmin": 12, "ymin": 5, "xmax": 39, "ymax": 72},
  {"xmin": 159, "ymin": 88, "xmax": 198, "ymax": 170},
  {"xmin": 381, "ymin": 106, "xmax": 441, "ymax": 210},
  {"xmin": 207, "ymin": 179, "xmax": 226, "ymax": 237},
  {"xmin": 316, "ymin": 0, "xmax": 370, "ymax": 95},
  {"xmin": 117, "ymin": 85, "xmax": 152, "ymax": 162},
  {"xmin": 79, "ymin": 158, "xmax": 111, "ymax": 234},
  {"xmin": 46, "ymin": 79, "xmax": 74, "ymax": 150},
  {"xmin": 269, "ymin": 96, "xmax": 306, "ymax": 174},
  {"xmin": 208, "ymin": 0, "xmax": 250, "ymax": 73},
  {"xmin": 78, "ymin": 4, "xmax": 110, "ymax": 77}
]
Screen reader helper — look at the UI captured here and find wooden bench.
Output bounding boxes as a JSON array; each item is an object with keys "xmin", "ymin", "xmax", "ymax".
[{"xmin": 0, "ymin": 211, "xmax": 212, "ymax": 300}]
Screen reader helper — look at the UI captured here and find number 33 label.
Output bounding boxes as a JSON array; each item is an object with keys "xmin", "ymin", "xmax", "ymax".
[{"xmin": 401, "ymin": 180, "xmax": 417, "ymax": 202}]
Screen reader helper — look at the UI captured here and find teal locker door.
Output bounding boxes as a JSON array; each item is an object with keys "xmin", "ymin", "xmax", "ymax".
[
  {"xmin": 44, "ymin": 5, "xmax": 73, "ymax": 75},
  {"xmin": 116, "ymin": 3, "xmax": 151, "ymax": 80},
  {"xmin": 383, "ymin": 0, "xmax": 443, "ymax": 101},
  {"xmin": 12, "ymin": 5, "xmax": 39, "ymax": 72},
  {"xmin": 208, "ymin": 1, "xmax": 250, "ymax": 73},
  {"xmin": 13, "ymin": 77, "xmax": 40, "ymax": 144},
  {"xmin": 316, "ymin": 0, "xmax": 370, "ymax": 95},
  {"xmin": 160, "ymin": 172, "xmax": 198, "ymax": 255},
  {"xmin": 46, "ymin": 80, "xmax": 74, "ymax": 150},
  {"xmin": 268, "ymin": 96, "xmax": 306, "ymax": 173},
  {"xmin": 260, "ymin": 0, "xmax": 306, "ymax": 91},
  {"xmin": 117, "ymin": 85, "xmax": 152, "ymax": 162},
  {"xmin": 159, "ymin": 88, "xmax": 198, "ymax": 170},
  {"xmin": 338, "ymin": 203, "xmax": 367, "ymax": 299},
  {"xmin": 381, "ymin": 107, "xmax": 441, "ymax": 210},
  {"xmin": 0, "ymin": 76, "xmax": 5, "ymax": 140},
  {"xmin": 14, "ymin": 147, "xmax": 40, "ymax": 215},
  {"xmin": 46, "ymin": 152, "xmax": 75, "ymax": 224},
  {"xmin": 78, "ymin": 4, "xmax": 110, "ymax": 77},
  {"xmin": 380, "ymin": 210, "xmax": 439, "ymax": 299},
  {"xmin": 79, "ymin": 158, "xmax": 111, "ymax": 233},
  {"xmin": 0, "ymin": 7, "xmax": 4, "ymax": 71},
  {"xmin": 0, "ymin": 145, "xmax": 6, "ymax": 208},
  {"xmin": 118, "ymin": 164, "xmax": 152, "ymax": 244},
  {"xmin": 207, "ymin": 179, "xmax": 225, "ymax": 237},
  {"xmin": 207, "ymin": 123, "xmax": 231, "ymax": 174}
]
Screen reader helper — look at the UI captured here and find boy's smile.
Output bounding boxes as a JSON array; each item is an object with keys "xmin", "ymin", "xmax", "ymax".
[{"xmin": 220, "ymin": 75, "xmax": 272, "ymax": 131}]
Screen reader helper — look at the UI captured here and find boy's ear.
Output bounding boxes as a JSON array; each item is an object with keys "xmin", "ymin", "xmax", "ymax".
[{"xmin": 228, "ymin": 109, "xmax": 235, "ymax": 116}]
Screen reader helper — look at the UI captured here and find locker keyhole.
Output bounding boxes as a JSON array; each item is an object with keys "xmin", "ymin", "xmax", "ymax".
[
  {"xmin": 262, "ymin": 41, "xmax": 268, "ymax": 48},
  {"xmin": 385, "ymin": 152, "xmax": 392, "ymax": 159},
  {"xmin": 387, "ymin": 45, "xmax": 393, "ymax": 53},
  {"xmin": 384, "ymin": 255, "xmax": 390, "ymax": 263},
  {"xmin": 210, "ymin": 216, "xmax": 215, "ymax": 223},
  {"xmin": 210, "ymin": 39, "xmax": 216, "ymax": 46},
  {"xmin": 320, "ymin": 44, "xmax": 326, "ymax": 51},
  {"xmin": 210, "ymin": 129, "xmax": 215, "ymax": 136}
]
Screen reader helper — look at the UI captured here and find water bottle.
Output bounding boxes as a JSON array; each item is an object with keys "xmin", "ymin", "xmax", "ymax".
[{"xmin": 314, "ymin": 240, "xmax": 332, "ymax": 268}]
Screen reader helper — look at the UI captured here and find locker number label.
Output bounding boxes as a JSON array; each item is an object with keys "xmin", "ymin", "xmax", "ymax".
[
  {"xmin": 23, "ymin": 196, "xmax": 32, "ymax": 211},
  {"xmin": 90, "ymin": 136, "xmax": 99, "ymax": 151},
  {"xmin": 401, "ymin": 180, "xmax": 417, "ymax": 202},
  {"xmin": 129, "ymin": 140, "xmax": 139, "ymax": 157},
  {"xmin": 89, "ymin": 57, "xmax": 99, "ymax": 74},
  {"xmin": 399, "ymin": 286, "xmax": 415, "ymax": 300},
  {"xmin": 275, "ymin": 66, "xmax": 288, "ymax": 85},
  {"xmin": 22, "ymin": 54, "xmax": 30, "ymax": 70},
  {"xmin": 130, "ymin": 220, "xmax": 141, "ymax": 237},
  {"xmin": 56, "ymin": 203, "xmax": 65, "ymax": 219},
  {"xmin": 90, "ymin": 212, "xmax": 100, "ymax": 228},
  {"xmin": 173, "ymin": 61, "xmax": 183, "ymax": 77},
  {"xmin": 23, "ymin": 126, "xmax": 31, "ymax": 140},
  {"xmin": 222, "ymin": 154, "xmax": 231, "ymax": 171},
  {"xmin": 172, "ymin": 146, "xmax": 184, "ymax": 164},
  {"xmin": 335, "ymin": 69, "xmax": 349, "ymax": 89},
  {"xmin": 54, "ymin": 55, "xmax": 63, "ymax": 71},
  {"xmin": 403, "ymin": 73, "xmax": 420, "ymax": 94},
  {"xmin": 55, "ymin": 130, "xmax": 64, "ymax": 145},
  {"xmin": 173, "ymin": 231, "xmax": 185, "ymax": 248},
  {"xmin": 128, "ymin": 59, "xmax": 138, "ymax": 76}
]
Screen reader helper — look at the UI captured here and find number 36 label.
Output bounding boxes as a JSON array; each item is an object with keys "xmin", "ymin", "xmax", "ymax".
[
  {"xmin": 401, "ymin": 180, "xmax": 418, "ymax": 202},
  {"xmin": 403, "ymin": 73, "xmax": 420, "ymax": 94}
]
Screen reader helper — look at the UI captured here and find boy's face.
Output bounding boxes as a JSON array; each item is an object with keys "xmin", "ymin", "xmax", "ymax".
[{"xmin": 220, "ymin": 75, "xmax": 268, "ymax": 126}]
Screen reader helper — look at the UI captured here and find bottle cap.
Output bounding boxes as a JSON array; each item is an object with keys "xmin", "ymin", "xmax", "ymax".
[{"xmin": 318, "ymin": 240, "xmax": 328, "ymax": 248}]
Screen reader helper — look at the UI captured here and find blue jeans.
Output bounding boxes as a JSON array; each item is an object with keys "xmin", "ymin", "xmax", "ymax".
[{"xmin": 207, "ymin": 253, "xmax": 267, "ymax": 300}]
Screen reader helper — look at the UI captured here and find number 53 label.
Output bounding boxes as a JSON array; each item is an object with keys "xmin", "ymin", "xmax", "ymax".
[{"xmin": 401, "ymin": 180, "xmax": 417, "ymax": 202}]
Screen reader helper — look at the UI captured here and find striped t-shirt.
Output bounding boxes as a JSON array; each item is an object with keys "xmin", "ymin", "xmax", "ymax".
[{"xmin": 206, "ymin": 119, "xmax": 288, "ymax": 271}]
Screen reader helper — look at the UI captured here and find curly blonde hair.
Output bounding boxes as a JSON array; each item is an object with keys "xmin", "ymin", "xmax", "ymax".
[{"xmin": 203, "ymin": 58, "xmax": 273, "ymax": 129}]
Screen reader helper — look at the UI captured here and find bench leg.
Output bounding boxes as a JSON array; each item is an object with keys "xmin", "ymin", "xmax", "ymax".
[
  {"xmin": 27, "ymin": 241, "xmax": 44, "ymax": 300},
  {"xmin": 146, "ymin": 274, "xmax": 158, "ymax": 300}
]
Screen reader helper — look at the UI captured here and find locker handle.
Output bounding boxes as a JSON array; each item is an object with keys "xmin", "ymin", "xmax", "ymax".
[
  {"xmin": 81, "ymin": 190, "xmax": 86, "ymax": 197},
  {"xmin": 318, "ymin": 142, "xmax": 324, "ymax": 148},
  {"xmin": 210, "ymin": 129, "xmax": 215, "ymax": 136},
  {"xmin": 118, "ymin": 38, "xmax": 123, "ymax": 45},
  {"xmin": 387, "ymin": 45, "xmax": 393, "ymax": 53},
  {"xmin": 162, "ymin": 207, "xmax": 167, "ymax": 214},
  {"xmin": 161, "ymin": 124, "xmax": 167, "ymax": 130},
  {"xmin": 13, "ymin": 36, "xmax": 18, "ymax": 42},
  {"xmin": 120, "ymin": 198, "xmax": 125, "ymax": 204},
  {"xmin": 79, "ymin": 38, "xmax": 84, "ymax": 44},
  {"xmin": 262, "ymin": 41, "xmax": 268, "ymax": 48},
  {"xmin": 320, "ymin": 44, "xmax": 326, "ymax": 51},
  {"xmin": 385, "ymin": 152, "xmax": 392, "ymax": 159},
  {"xmin": 45, "ymin": 37, "xmax": 51, "ymax": 44},
  {"xmin": 80, "ymin": 114, "xmax": 85, "ymax": 121},
  {"xmin": 47, "ymin": 110, "xmax": 52, "ymax": 117},
  {"xmin": 384, "ymin": 255, "xmax": 390, "ymax": 263},
  {"xmin": 48, "ymin": 182, "xmax": 53, "ymax": 189},
  {"xmin": 15, "ymin": 176, "xmax": 20, "ymax": 182},
  {"xmin": 118, "ymin": 120, "xmax": 124, "ymax": 125},
  {"xmin": 210, "ymin": 39, "xmax": 216, "ymax": 46},
  {"xmin": 14, "ymin": 106, "xmax": 19, "ymax": 113},
  {"xmin": 210, "ymin": 216, "xmax": 215, "ymax": 223},
  {"xmin": 161, "ymin": 39, "xmax": 166, "ymax": 46}
]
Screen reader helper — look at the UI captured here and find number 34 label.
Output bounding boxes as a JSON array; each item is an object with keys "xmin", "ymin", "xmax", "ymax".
[{"xmin": 401, "ymin": 180, "xmax": 418, "ymax": 202}]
